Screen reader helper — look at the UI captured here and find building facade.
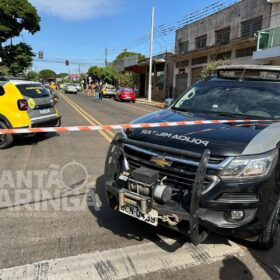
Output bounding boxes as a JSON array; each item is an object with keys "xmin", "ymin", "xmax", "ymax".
[
  {"xmin": 173, "ymin": 0, "xmax": 275, "ymax": 98},
  {"xmin": 124, "ymin": 53, "xmax": 174, "ymax": 102},
  {"xmin": 253, "ymin": 0, "xmax": 280, "ymax": 62}
]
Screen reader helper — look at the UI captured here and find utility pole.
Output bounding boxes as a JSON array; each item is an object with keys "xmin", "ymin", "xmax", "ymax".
[
  {"xmin": 148, "ymin": 4, "xmax": 155, "ymax": 103},
  {"xmin": 105, "ymin": 48, "xmax": 108, "ymax": 67}
]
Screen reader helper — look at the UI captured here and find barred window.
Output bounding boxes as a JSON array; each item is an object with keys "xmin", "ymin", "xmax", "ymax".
[
  {"xmin": 192, "ymin": 56, "xmax": 208, "ymax": 65},
  {"xmin": 178, "ymin": 41, "xmax": 189, "ymax": 55},
  {"xmin": 215, "ymin": 27, "xmax": 231, "ymax": 45},
  {"xmin": 235, "ymin": 46, "xmax": 256, "ymax": 58},
  {"xmin": 176, "ymin": 60, "xmax": 189, "ymax": 68},
  {"xmin": 212, "ymin": 51, "xmax": 232, "ymax": 60},
  {"xmin": 241, "ymin": 17, "xmax": 263, "ymax": 38},
  {"xmin": 195, "ymin": 35, "xmax": 207, "ymax": 49}
]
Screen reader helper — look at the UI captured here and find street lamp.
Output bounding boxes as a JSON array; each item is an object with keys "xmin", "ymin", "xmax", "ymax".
[{"xmin": 148, "ymin": 3, "xmax": 155, "ymax": 103}]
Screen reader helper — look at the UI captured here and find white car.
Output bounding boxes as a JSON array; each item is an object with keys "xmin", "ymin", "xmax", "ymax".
[
  {"xmin": 65, "ymin": 84, "xmax": 78, "ymax": 94},
  {"xmin": 74, "ymin": 84, "xmax": 82, "ymax": 91}
]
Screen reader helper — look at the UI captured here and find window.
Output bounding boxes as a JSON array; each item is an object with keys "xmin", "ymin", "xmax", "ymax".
[
  {"xmin": 211, "ymin": 51, "xmax": 232, "ymax": 61},
  {"xmin": 192, "ymin": 56, "xmax": 208, "ymax": 65},
  {"xmin": 176, "ymin": 60, "xmax": 189, "ymax": 68},
  {"xmin": 195, "ymin": 35, "xmax": 207, "ymax": 49},
  {"xmin": 235, "ymin": 46, "xmax": 256, "ymax": 58},
  {"xmin": 215, "ymin": 27, "xmax": 231, "ymax": 45},
  {"xmin": 156, "ymin": 71, "xmax": 164, "ymax": 91},
  {"xmin": 241, "ymin": 16, "xmax": 263, "ymax": 38},
  {"xmin": 16, "ymin": 84, "xmax": 51, "ymax": 98},
  {"xmin": 178, "ymin": 41, "xmax": 189, "ymax": 55}
]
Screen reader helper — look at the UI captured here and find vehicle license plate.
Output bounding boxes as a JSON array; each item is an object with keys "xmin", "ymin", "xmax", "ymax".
[
  {"xmin": 40, "ymin": 109, "xmax": 50, "ymax": 114},
  {"xmin": 119, "ymin": 204, "xmax": 158, "ymax": 226}
]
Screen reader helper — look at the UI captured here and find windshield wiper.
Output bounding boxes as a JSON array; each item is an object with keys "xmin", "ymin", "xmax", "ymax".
[
  {"xmin": 210, "ymin": 112, "xmax": 245, "ymax": 118},
  {"xmin": 171, "ymin": 107, "xmax": 191, "ymax": 113},
  {"xmin": 212, "ymin": 112, "xmax": 273, "ymax": 120}
]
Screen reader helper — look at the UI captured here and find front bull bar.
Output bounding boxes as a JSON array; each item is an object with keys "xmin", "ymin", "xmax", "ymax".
[{"xmin": 107, "ymin": 133, "xmax": 211, "ymax": 246}]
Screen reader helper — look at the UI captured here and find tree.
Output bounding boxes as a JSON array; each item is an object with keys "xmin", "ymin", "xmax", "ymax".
[
  {"xmin": 0, "ymin": 0, "xmax": 40, "ymax": 46},
  {"xmin": 2, "ymin": 42, "xmax": 34, "ymax": 76},
  {"xmin": 88, "ymin": 66, "xmax": 119, "ymax": 84},
  {"xmin": 39, "ymin": 69, "xmax": 57, "ymax": 80},
  {"xmin": 0, "ymin": 65, "xmax": 10, "ymax": 75},
  {"xmin": 26, "ymin": 71, "xmax": 39, "ymax": 80},
  {"xmin": 112, "ymin": 51, "xmax": 145, "ymax": 66},
  {"xmin": 200, "ymin": 60, "xmax": 231, "ymax": 79},
  {"xmin": 57, "ymin": 73, "xmax": 69, "ymax": 79}
]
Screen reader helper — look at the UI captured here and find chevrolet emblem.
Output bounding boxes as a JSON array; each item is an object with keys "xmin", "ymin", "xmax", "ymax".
[{"xmin": 150, "ymin": 157, "xmax": 172, "ymax": 168}]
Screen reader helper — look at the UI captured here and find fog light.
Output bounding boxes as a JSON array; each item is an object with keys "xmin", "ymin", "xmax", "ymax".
[{"xmin": 225, "ymin": 210, "xmax": 245, "ymax": 223}]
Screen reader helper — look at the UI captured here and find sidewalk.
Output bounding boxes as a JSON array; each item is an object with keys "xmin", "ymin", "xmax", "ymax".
[{"xmin": 135, "ymin": 98, "xmax": 165, "ymax": 109}]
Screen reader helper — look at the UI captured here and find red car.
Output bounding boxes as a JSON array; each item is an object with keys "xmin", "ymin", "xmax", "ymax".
[{"xmin": 115, "ymin": 88, "xmax": 136, "ymax": 103}]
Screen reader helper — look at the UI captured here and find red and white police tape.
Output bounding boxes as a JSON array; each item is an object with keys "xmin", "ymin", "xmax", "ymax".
[{"xmin": 0, "ymin": 119, "xmax": 275, "ymax": 135}]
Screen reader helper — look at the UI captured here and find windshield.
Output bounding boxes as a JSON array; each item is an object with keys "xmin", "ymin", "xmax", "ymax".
[
  {"xmin": 173, "ymin": 80, "xmax": 280, "ymax": 119},
  {"xmin": 122, "ymin": 88, "xmax": 133, "ymax": 92},
  {"xmin": 16, "ymin": 83, "xmax": 51, "ymax": 98}
]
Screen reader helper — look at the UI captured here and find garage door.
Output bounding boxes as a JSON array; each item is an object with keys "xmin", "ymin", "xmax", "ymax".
[
  {"xmin": 175, "ymin": 73, "xmax": 188, "ymax": 98},
  {"xmin": 191, "ymin": 67, "xmax": 203, "ymax": 85}
]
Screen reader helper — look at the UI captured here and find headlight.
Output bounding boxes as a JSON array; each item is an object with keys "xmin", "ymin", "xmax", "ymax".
[{"xmin": 220, "ymin": 149, "xmax": 278, "ymax": 179}]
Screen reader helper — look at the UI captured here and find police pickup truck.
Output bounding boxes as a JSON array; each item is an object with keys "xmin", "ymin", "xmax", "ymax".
[{"xmin": 104, "ymin": 65, "xmax": 280, "ymax": 250}]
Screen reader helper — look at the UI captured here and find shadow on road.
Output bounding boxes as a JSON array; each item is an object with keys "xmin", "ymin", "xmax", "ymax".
[
  {"xmin": 13, "ymin": 132, "xmax": 59, "ymax": 147},
  {"xmin": 219, "ymin": 257, "xmax": 254, "ymax": 280},
  {"xmin": 248, "ymin": 242, "xmax": 280, "ymax": 279},
  {"xmin": 87, "ymin": 175, "xmax": 230, "ymax": 253},
  {"xmin": 87, "ymin": 176, "xmax": 280, "ymax": 279}
]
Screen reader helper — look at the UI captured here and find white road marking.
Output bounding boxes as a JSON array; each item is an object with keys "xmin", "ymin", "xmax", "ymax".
[{"xmin": 0, "ymin": 239, "xmax": 244, "ymax": 280}]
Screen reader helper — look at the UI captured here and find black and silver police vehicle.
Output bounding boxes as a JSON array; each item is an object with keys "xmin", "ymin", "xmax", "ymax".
[{"xmin": 105, "ymin": 65, "xmax": 280, "ymax": 250}]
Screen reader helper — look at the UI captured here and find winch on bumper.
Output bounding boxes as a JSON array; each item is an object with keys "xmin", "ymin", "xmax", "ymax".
[{"xmin": 104, "ymin": 133, "xmax": 278, "ymax": 246}]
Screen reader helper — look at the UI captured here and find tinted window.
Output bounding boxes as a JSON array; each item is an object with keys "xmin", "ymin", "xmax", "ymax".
[
  {"xmin": 17, "ymin": 84, "xmax": 51, "ymax": 98},
  {"xmin": 122, "ymin": 88, "xmax": 133, "ymax": 92},
  {"xmin": 174, "ymin": 80, "xmax": 280, "ymax": 119}
]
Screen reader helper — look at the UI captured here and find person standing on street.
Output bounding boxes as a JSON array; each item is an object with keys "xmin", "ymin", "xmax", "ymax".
[
  {"xmin": 99, "ymin": 83, "xmax": 103, "ymax": 102},
  {"xmin": 95, "ymin": 83, "xmax": 101, "ymax": 102}
]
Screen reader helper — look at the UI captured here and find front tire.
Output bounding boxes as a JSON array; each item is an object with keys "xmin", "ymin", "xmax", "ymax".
[
  {"xmin": 0, "ymin": 121, "xmax": 14, "ymax": 149},
  {"xmin": 254, "ymin": 199, "xmax": 280, "ymax": 250}
]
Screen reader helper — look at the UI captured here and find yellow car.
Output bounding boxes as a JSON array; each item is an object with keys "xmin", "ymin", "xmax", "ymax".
[
  {"xmin": 0, "ymin": 78, "xmax": 61, "ymax": 149},
  {"xmin": 101, "ymin": 84, "xmax": 117, "ymax": 98}
]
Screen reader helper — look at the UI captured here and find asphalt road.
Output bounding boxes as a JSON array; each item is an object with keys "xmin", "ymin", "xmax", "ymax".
[{"xmin": 0, "ymin": 92, "xmax": 279, "ymax": 280}]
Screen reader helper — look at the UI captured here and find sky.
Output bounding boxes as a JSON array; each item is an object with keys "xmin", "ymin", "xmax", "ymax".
[{"xmin": 14, "ymin": 0, "xmax": 238, "ymax": 74}]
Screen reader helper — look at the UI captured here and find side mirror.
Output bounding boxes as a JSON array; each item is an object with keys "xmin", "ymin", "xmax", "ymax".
[
  {"xmin": 164, "ymin": 98, "xmax": 174, "ymax": 108},
  {"xmin": 0, "ymin": 86, "xmax": 5, "ymax": 96}
]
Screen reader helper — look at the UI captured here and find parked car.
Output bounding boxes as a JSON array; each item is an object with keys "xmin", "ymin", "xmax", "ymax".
[
  {"xmin": 0, "ymin": 78, "xmax": 61, "ymax": 149},
  {"xmin": 73, "ymin": 83, "xmax": 82, "ymax": 92},
  {"xmin": 115, "ymin": 88, "xmax": 137, "ymax": 102},
  {"xmin": 101, "ymin": 84, "xmax": 116, "ymax": 98},
  {"xmin": 65, "ymin": 84, "xmax": 78, "ymax": 94},
  {"xmin": 105, "ymin": 65, "xmax": 280, "ymax": 250}
]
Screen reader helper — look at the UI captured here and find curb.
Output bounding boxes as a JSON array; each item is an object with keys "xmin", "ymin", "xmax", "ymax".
[{"xmin": 135, "ymin": 100, "xmax": 165, "ymax": 109}]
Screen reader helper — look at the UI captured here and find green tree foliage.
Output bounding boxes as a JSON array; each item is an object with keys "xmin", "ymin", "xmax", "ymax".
[
  {"xmin": 0, "ymin": 0, "xmax": 40, "ymax": 44},
  {"xmin": 2, "ymin": 42, "xmax": 34, "ymax": 76},
  {"xmin": 113, "ymin": 51, "xmax": 146, "ymax": 65},
  {"xmin": 118, "ymin": 72, "xmax": 135, "ymax": 88},
  {"xmin": 200, "ymin": 60, "xmax": 231, "ymax": 78},
  {"xmin": 0, "ymin": 65, "xmax": 10, "ymax": 75},
  {"xmin": 88, "ymin": 66, "xmax": 119, "ymax": 84},
  {"xmin": 26, "ymin": 70, "xmax": 39, "ymax": 80},
  {"xmin": 39, "ymin": 69, "xmax": 57, "ymax": 80},
  {"xmin": 88, "ymin": 65, "xmax": 137, "ymax": 87},
  {"xmin": 57, "ymin": 73, "xmax": 69, "ymax": 78}
]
